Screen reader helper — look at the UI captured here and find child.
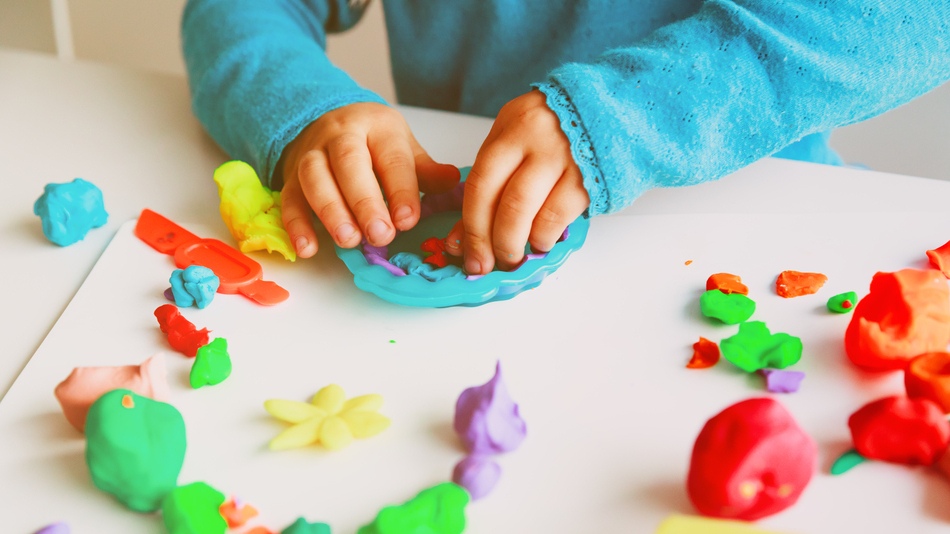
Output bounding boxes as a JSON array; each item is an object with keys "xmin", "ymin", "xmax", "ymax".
[{"xmin": 182, "ymin": 0, "xmax": 949, "ymax": 275}]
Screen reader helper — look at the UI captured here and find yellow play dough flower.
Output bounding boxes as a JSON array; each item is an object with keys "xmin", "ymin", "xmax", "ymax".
[
  {"xmin": 214, "ymin": 160, "xmax": 296, "ymax": 261},
  {"xmin": 264, "ymin": 384, "xmax": 391, "ymax": 450}
]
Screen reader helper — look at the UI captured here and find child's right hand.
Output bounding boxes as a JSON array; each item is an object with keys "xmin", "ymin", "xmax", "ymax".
[{"xmin": 277, "ymin": 102, "xmax": 460, "ymax": 258}]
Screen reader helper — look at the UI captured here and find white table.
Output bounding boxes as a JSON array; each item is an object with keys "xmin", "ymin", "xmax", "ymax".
[{"xmin": 3, "ymin": 48, "xmax": 950, "ymax": 533}]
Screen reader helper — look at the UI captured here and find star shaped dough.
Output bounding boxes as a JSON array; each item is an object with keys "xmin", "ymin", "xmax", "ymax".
[{"xmin": 264, "ymin": 384, "xmax": 390, "ymax": 450}]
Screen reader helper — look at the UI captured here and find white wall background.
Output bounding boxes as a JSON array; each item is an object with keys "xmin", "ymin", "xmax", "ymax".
[{"xmin": 1, "ymin": 0, "xmax": 947, "ymax": 181}]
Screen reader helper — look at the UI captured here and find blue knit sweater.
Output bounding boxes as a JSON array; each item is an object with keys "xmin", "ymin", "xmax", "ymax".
[{"xmin": 182, "ymin": 0, "xmax": 950, "ymax": 216}]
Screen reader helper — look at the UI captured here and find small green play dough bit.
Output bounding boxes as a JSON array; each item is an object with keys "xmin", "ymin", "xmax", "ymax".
[
  {"xmin": 830, "ymin": 448, "xmax": 868, "ymax": 475},
  {"xmin": 827, "ymin": 291, "xmax": 858, "ymax": 313},
  {"xmin": 84, "ymin": 389, "xmax": 186, "ymax": 512},
  {"xmin": 281, "ymin": 517, "xmax": 332, "ymax": 534},
  {"xmin": 358, "ymin": 482, "xmax": 470, "ymax": 534},
  {"xmin": 720, "ymin": 321, "xmax": 803, "ymax": 372},
  {"xmin": 700, "ymin": 289, "xmax": 756, "ymax": 324},
  {"xmin": 162, "ymin": 482, "xmax": 227, "ymax": 534},
  {"xmin": 190, "ymin": 337, "xmax": 232, "ymax": 389}
]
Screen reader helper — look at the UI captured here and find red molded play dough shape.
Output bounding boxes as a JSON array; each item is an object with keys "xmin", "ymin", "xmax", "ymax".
[
  {"xmin": 848, "ymin": 395, "xmax": 950, "ymax": 466},
  {"xmin": 706, "ymin": 273, "xmax": 749, "ymax": 296},
  {"xmin": 775, "ymin": 270, "xmax": 827, "ymax": 298},
  {"xmin": 154, "ymin": 304, "xmax": 209, "ymax": 357},
  {"xmin": 905, "ymin": 352, "xmax": 950, "ymax": 412},
  {"xmin": 687, "ymin": 397, "xmax": 817, "ymax": 521},
  {"xmin": 845, "ymin": 268, "xmax": 950, "ymax": 371},
  {"xmin": 927, "ymin": 240, "xmax": 950, "ymax": 278},
  {"xmin": 135, "ymin": 208, "xmax": 289, "ymax": 306},
  {"xmin": 687, "ymin": 337, "xmax": 720, "ymax": 369}
]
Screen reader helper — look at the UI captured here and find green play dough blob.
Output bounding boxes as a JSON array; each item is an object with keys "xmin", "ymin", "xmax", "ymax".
[
  {"xmin": 699, "ymin": 289, "xmax": 756, "ymax": 324},
  {"xmin": 358, "ymin": 482, "xmax": 470, "ymax": 534},
  {"xmin": 162, "ymin": 481, "xmax": 227, "ymax": 534},
  {"xmin": 827, "ymin": 291, "xmax": 858, "ymax": 313},
  {"xmin": 720, "ymin": 321, "xmax": 803, "ymax": 372},
  {"xmin": 190, "ymin": 337, "xmax": 232, "ymax": 389},
  {"xmin": 830, "ymin": 448, "xmax": 867, "ymax": 475},
  {"xmin": 281, "ymin": 517, "xmax": 332, "ymax": 534},
  {"xmin": 84, "ymin": 389, "xmax": 186, "ymax": 512}
]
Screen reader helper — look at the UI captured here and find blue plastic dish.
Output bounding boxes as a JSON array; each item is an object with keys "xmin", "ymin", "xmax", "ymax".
[{"xmin": 335, "ymin": 167, "xmax": 589, "ymax": 307}]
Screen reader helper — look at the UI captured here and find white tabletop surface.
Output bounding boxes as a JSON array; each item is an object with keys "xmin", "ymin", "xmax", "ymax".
[{"xmin": 3, "ymin": 48, "xmax": 950, "ymax": 533}]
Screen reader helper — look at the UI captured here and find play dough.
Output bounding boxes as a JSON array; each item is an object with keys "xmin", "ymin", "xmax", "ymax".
[
  {"xmin": 847, "ymin": 395, "xmax": 950, "ymax": 466},
  {"xmin": 454, "ymin": 361, "xmax": 526, "ymax": 455},
  {"xmin": 33, "ymin": 178, "xmax": 108, "ymax": 246},
  {"xmin": 775, "ymin": 270, "xmax": 827, "ymax": 298},
  {"xmin": 213, "ymin": 160, "xmax": 295, "ymax": 261},
  {"xmin": 54, "ymin": 354, "xmax": 170, "ymax": 432},
  {"xmin": 829, "ymin": 449, "xmax": 868, "ymax": 476},
  {"xmin": 357, "ymin": 482, "xmax": 469, "ymax": 534},
  {"xmin": 451, "ymin": 455, "xmax": 502, "ymax": 501},
  {"xmin": 170, "ymin": 265, "xmax": 220, "ymax": 309},
  {"xmin": 760, "ymin": 369, "xmax": 805, "ymax": 393},
  {"xmin": 699, "ymin": 290, "xmax": 755, "ymax": 324},
  {"xmin": 264, "ymin": 384, "xmax": 390, "ymax": 451},
  {"xmin": 281, "ymin": 518, "xmax": 332, "ymax": 534},
  {"xmin": 687, "ymin": 397, "xmax": 817, "ymax": 521},
  {"xmin": 926, "ymin": 239, "xmax": 950, "ymax": 278},
  {"xmin": 219, "ymin": 497, "xmax": 258, "ymax": 528},
  {"xmin": 161, "ymin": 482, "xmax": 227, "ymax": 534},
  {"xmin": 33, "ymin": 523, "xmax": 70, "ymax": 534},
  {"xmin": 845, "ymin": 268, "xmax": 950, "ymax": 371},
  {"xmin": 84, "ymin": 389, "xmax": 186, "ymax": 512},
  {"xmin": 654, "ymin": 514, "xmax": 794, "ymax": 533},
  {"xmin": 905, "ymin": 351, "xmax": 950, "ymax": 412},
  {"xmin": 686, "ymin": 337, "xmax": 720, "ymax": 369},
  {"xmin": 154, "ymin": 304, "xmax": 209, "ymax": 357},
  {"xmin": 190, "ymin": 337, "xmax": 232, "ymax": 389},
  {"xmin": 705, "ymin": 273, "xmax": 749, "ymax": 295},
  {"xmin": 720, "ymin": 321, "xmax": 803, "ymax": 373},
  {"xmin": 826, "ymin": 291, "xmax": 857, "ymax": 313}
]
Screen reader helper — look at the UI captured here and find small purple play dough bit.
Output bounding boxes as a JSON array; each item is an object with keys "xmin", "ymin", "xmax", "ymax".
[
  {"xmin": 362, "ymin": 241, "xmax": 407, "ymax": 276},
  {"xmin": 34, "ymin": 523, "xmax": 70, "ymax": 534},
  {"xmin": 452, "ymin": 455, "xmax": 502, "ymax": 500},
  {"xmin": 454, "ymin": 361, "xmax": 527, "ymax": 454},
  {"xmin": 164, "ymin": 287, "xmax": 175, "ymax": 301},
  {"xmin": 760, "ymin": 368, "xmax": 805, "ymax": 393}
]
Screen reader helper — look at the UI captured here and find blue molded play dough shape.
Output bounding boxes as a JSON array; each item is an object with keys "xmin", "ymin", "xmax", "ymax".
[
  {"xmin": 33, "ymin": 178, "xmax": 108, "ymax": 246},
  {"xmin": 335, "ymin": 167, "xmax": 589, "ymax": 307}
]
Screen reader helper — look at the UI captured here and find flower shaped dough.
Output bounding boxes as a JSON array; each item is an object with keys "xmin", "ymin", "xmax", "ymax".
[{"xmin": 264, "ymin": 384, "xmax": 390, "ymax": 450}]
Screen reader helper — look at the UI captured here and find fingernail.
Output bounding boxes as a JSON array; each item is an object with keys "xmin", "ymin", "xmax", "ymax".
[
  {"xmin": 336, "ymin": 223, "xmax": 357, "ymax": 243},
  {"xmin": 367, "ymin": 219, "xmax": 391, "ymax": 243},
  {"xmin": 465, "ymin": 258, "xmax": 482, "ymax": 275},
  {"xmin": 294, "ymin": 236, "xmax": 309, "ymax": 253},
  {"xmin": 392, "ymin": 205, "xmax": 412, "ymax": 225}
]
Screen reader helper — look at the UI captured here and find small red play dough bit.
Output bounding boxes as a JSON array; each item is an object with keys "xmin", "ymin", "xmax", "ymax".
[
  {"xmin": 905, "ymin": 352, "xmax": 950, "ymax": 412},
  {"xmin": 687, "ymin": 397, "xmax": 817, "ymax": 521},
  {"xmin": 706, "ymin": 273, "xmax": 749, "ymax": 295},
  {"xmin": 775, "ymin": 270, "xmax": 828, "ymax": 298},
  {"xmin": 421, "ymin": 237, "xmax": 448, "ymax": 268},
  {"xmin": 848, "ymin": 395, "xmax": 950, "ymax": 466},
  {"xmin": 154, "ymin": 304, "xmax": 210, "ymax": 357},
  {"xmin": 927, "ymin": 240, "xmax": 950, "ymax": 278},
  {"xmin": 219, "ymin": 497, "xmax": 258, "ymax": 528},
  {"xmin": 845, "ymin": 268, "xmax": 950, "ymax": 371},
  {"xmin": 687, "ymin": 337, "xmax": 720, "ymax": 369}
]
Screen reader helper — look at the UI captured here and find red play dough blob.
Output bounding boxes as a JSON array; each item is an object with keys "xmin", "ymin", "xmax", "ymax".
[
  {"xmin": 905, "ymin": 352, "xmax": 950, "ymax": 412},
  {"xmin": 154, "ymin": 304, "xmax": 210, "ymax": 357},
  {"xmin": 687, "ymin": 397, "xmax": 817, "ymax": 521},
  {"xmin": 687, "ymin": 337, "xmax": 720, "ymax": 369},
  {"xmin": 844, "ymin": 269, "xmax": 950, "ymax": 371},
  {"xmin": 926, "ymin": 240, "xmax": 950, "ymax": 278},
  {"xmin": 848, "ymin": 395, "xmax": 950, "ymax": 466}
]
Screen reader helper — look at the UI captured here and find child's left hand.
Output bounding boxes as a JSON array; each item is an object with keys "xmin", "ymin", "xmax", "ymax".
[{"xmin": 444, "ymin": 90, "xmax": 590, "ymax": 274}]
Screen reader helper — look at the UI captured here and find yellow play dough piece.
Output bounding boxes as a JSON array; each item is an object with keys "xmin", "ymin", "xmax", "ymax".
[
  {"xmin": 655, "ymin": 515, "xmax": 796, "ymax": 534},
  {"xmin": 213, "ymin": 160, "xmax": 296, "ymax": 261}
]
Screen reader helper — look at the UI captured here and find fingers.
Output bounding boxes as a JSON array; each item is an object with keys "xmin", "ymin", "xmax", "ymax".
[
  {"xmin": 326, "ymin": 133, "xmax": 395, "ymax": 247},
  {"xmin": 490, "ymin": 159, "xmax": 563, "ymax": 270},
  {"xmin": 368, "ymin": 131, "xmax": 420, "ymax": 232},
  {"xmin": 296, "ymin": 148, "xmax": 362, "ymax": 249},
  {"xmin": 458, "ymin": 148, "xmax": 523, "ymax": 275},
  {"xmin": 528, "ymin": 168, "xmax": 589, "ymax": 253},
  {"xmin": 280, "ymin": 174, "xmax": 319, "ymax": 258}
]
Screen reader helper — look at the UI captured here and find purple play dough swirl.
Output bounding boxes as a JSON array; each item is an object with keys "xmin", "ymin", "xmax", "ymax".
[{"xmin": 453, "ymin": 361, "xmax": 527, "ymax": 455}]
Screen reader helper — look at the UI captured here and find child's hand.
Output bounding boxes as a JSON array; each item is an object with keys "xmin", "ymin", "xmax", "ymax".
[
  {"xmin": 278, "ymin": 102, "xmax": 460, "ymax": 258},
  {"xmin": 445, "ymin": 90, "xmax": 589, "ymax": 274}
]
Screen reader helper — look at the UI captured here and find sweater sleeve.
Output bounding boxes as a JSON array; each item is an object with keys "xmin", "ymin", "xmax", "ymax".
[
  {"xmin": 534, "ymin": 0, "xmax": 950, "ymax": 216},
  {"xmin": 181, "ymin": 0, "xmax": 388, "ymax": 188}
]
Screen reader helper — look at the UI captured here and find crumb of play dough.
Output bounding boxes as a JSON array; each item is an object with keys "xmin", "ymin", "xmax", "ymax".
[
  {"xmin": 687, "ymin": 337, "xmax": 720, "ymax": 369},
  {"xmin": 699, "ymin": 290, "xmax": 756, "ymax": 325},
  {"xmin": 85, "ymin": 389, "xmax": 186, "ymax": 512},
  {"xmin": 454, "ymin": 361, "xmax": 527, "ymax": 455},
  {"xmin": 214, "ymin": 160, "xmax": 295, "ymax": 261},
  {"xmin": 706, "ymin": 273, "xmax": 749, "ymax": 295},
  {"xmin": 219, "ymin": 497, "xmax": 258, "ymax": 528},
  {"xmin": 926, "ymin": 240, "xmax": 950, "ymax": 278},
  {"xmin": 265, "ymin": 384, "xmax": 391, "ymax": 450},
  {"xmin": 162, "ymin": 481, "xmax": 227, "ymax": 534},
  {"xmin": 720, "ymin": 321, "xmax": 802, "ymax": 373},
  {"xmin": 826, "ymin": 291, "xmax": 857, "ymax": 314},
  {"xmin": 357, "ymin": 482, "xmax": 469, "ymax": 534},
  {"xmin": 421, "ymin": 237, "xmax": 449, "ymax": 268},
  {"xmin": 33, "ymin": 178, "xmax": 108, "ymax": 246},
  {"xmin": 684, "ymin": 260, "xmax": 693, "ymax": 266},
  {"xmin": 154, "ymin": 304, "xmax": 210, "ymax": 357},
  {"xmin": 452, "ymin": 455, "xmax": 502, "ymax": 501},
  {"xmin": 281, "ymin": 517, "xmax": 332, "ymax": 534},
  {"xmin": 829, "ymin": 448, "xmax": 867, "ymax": 476},
  {"xmin": 760, "ymin": 369, "xmax": 805, "ymax": 393},
  {"xmin": 54, "ymin": 354, "xmax": 170, "ymax": 432},
  {"xmin": 170, "ymin": 265, "xmax": 220, "ymax": 309},
  {"xmin": 33, "ymin": 523, "xmax": 70, "ymax": 534},
  {"xmin": 845, "ymin": 269, "xmax": 950, "ymax": 371},
  {"xmin": 687, "ymin": 397, "xmax": 817, "ymax": 521},
  {"xmin": 190, "ymin": 337, "xmax": 232, "ymax": 389},
  {"xmin": 848, "ymin": 395, "xmax": 950, "ymax": 466},
  {"xmin": 775, "ymin": 270, "xmax": 828, "ymax": 298},
  {"xmin": 655, "ymin": 514, "xmax": 794, "ymax": 533},
  {"xmin": 905, "ymin": 352, "xmax": 950, "ymax": 412}
]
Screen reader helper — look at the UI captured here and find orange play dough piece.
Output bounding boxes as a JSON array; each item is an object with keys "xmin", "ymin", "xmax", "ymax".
[
  {"xmin": 219, "ymin": 498, "xmax": 259, "ymax": 528},
  {"xmin": 927, "ymin": 240, "xmax": 950, "ymax": 278},
  {"xmin": 687, "ymin": 337, "xmax": 721, "ymax": 369},
  {"xmin": 905, "ymin": 351, "xmax": 950, "ymax": 412},
  {"xmin": 775, "ymin": 271, "xmax": 828, "ymax": 298},
  {"xmin": 845, "ymin": 269, "xmax": 950, "ymax": 371},
  {"xmin": 706, "ymin": 273, "xmax": 749, "ymax": 295}
]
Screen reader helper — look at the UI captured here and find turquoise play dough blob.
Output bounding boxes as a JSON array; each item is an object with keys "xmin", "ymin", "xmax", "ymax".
[
  {"xmin": 336, "ymin": 167, "xmax": 589, "ymax": 307},
  {"xmin": 84, "ymin": 389, "xmax": 186, "ymax": 512},
  {"xmin": 33, "ymin": 178, "xmax": 108, "ymax": 246},
  {"xmin": 162, "ymin": 482, "xmax": 227, "ymax": 534},
  {"xmin": 170, "ymin": 265, "xmax": 220, "ymax": 309}
]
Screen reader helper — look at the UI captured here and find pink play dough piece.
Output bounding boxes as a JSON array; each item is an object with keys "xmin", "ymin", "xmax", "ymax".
[{"xmin": 53, "ymin": 354, "xmax": 171, "ymax": 432}]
